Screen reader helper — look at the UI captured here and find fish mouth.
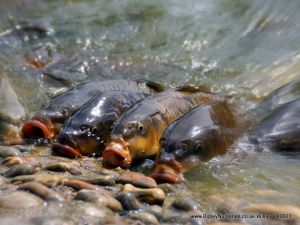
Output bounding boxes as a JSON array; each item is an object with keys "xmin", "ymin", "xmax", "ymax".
[
  {"xmin": 22, "ymin": 119, "xmax": 53, "ymax": 140},
  {"xmin": 150, "ymin": 161, "xmax": 184, "ymax": 183},
  {"xmin": 102, "ymin": 139, "xmax": 131, "ymax": 167},
  {"xmin": 52, "ymin": 142, "xmax": 82, "ymax": 158}
]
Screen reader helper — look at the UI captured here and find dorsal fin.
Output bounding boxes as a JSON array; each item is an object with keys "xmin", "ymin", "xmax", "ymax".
[
  {"xmin": 174, "ymin": 84, "xmax": 211, "ymax": 93},
  {"xmin": 135, "ymin": 79, "xmax": 166, "ymax": 93}
]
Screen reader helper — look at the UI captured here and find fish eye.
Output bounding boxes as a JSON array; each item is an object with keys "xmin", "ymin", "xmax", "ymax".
[
  {"xmin": 91, "ymin": 127, "xmax": 98, "ymax": 135},
  {"xmin": 80, "ymin": 125, "xmax": 88, "ymax": 132},
  {"xmin": 195, "ymin": 143, "xmax": 203, "ymax": 151},
  {"xmin": 60, "ymin": 108, "xmax": 67, "ymax": 115},
  {"xmin": 137, "ymin": 123, "xmax": 144, "ymax": 133}
]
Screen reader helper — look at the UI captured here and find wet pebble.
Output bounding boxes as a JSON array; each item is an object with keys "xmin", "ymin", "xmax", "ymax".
[
  {"xmin": 144, "ymin": 205, "xmax": 163, "ymax": 220},
  {"xmin": 0, "ymin": 146, "xmax": 22, "ymax": 158},
  {"xmin": 123, "ymin": 184, "xmax": 166, "ymax": 205},
  {"xmin": 4, "ymin": 163, "xmax": 40, "ymax": 177},
  {"xmin": 12, "ymin": 173, "xmax": 62, "ymax": 187},
  {"xmin": 117, "ymin": 171, "xmax": 157, "ymax": 188},
  {"xmin": 0, "ymin": 175, "xmax": 9, "ymax": 189},
  {"xmin": 115, "ymin": 192, "xmax": 143, "ymax": 210},
  {"xmin": 18, "ymin": 181, "xmax": 64, "ymax": 202},
  {"xmin": 0, "ymin": 191, "xmax": 43, "ymax": 208},
  {"xmin": 2, "ymin": 156, "xmax": 39, "ymax": 167},
  {"xmin": 31, "ymin": 217, "xmax": 76, "ymax": 225},
  {"xmin": 75, "ymin": 189, "xmax": 122, "ymax": 211},
  {"xmin": 75, "ymin": 202, "xmax": 114, "ymax": 218},
  {"xmin": 71, "ymin": 175, "xmax": 115, "ymax": 186},
  {"xmin": 171, "ymin": 197, "xmax": 200, "ymax": 211},
  {"xmin": 129, "ymin": 212, "xmax": 160, "ymax": 225},
  {"xmin": 45, "ymin": 161, "xmax": 82, "ymax": 175},
  {"xmin": 62, "ymin": 178, "xmax": 105, "ymax": 191},
  {"xmin": 242, "ymin": 203, "xmax": 300, "ymax": 220},
  {"xmin": 158, "ymin": 183, "xmax": 176, "ymax": 194}
]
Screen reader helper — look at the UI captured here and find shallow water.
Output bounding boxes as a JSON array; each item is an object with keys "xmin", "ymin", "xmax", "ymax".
[{"xmin": 1, "ymin": 0, "xmax": 300, "ymax": 224}]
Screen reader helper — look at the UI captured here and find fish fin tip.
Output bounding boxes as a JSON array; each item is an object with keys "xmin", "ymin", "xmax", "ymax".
[
  {"xmin": 135, "ymin": 79, "xmax": 166, "ymax": 93},
  {"xmin": 174, "ymin": 84, "xmax": 211, "ymax": 93}
]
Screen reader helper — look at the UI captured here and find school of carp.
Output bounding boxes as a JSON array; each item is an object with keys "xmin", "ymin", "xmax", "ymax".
[{"xmin": 19, "ymin": 79, "xmax": 300, "ymax": 183}]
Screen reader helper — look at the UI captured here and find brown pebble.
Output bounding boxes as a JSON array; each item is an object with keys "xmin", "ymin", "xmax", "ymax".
[
  {"xmin": 12, "ymin": 173, "xmax": 62, "ymax": 187},
  {"xmin": 0, "ymin": 146, "xmax": 22, "ymax": 158},
  {"xmin": 45, "ymin": 162, "xmax": 82, "ymax": 175},
  {"xmin": 242, "ymin": 203, "xmax": 300, "ymax": 220},
  {"xmin": 0, "ymin": 191, "xmax": 43, "ymax": 208},
  {"xmin": 18, "ymin": 181, "xmax": 64, "ymax": 202},
  {"xmin": 171, "ymin": 197, "xmax": 200, "ymax": 211},
  {"xmin": 115, "ymin": 192, "xmax": 143, "ymax": 210},
  {"xmin": 2, "ymin": 156, "xmax": 39, "ymax": 167},
  {"xmin": 71, "ymin": 175, "xmax": 115, "ymax": 186},
  {"xmin": 4, "ymin": 163, "xmax": 40, "ymax": 177},
  {"xmin": 117, "ymin": 171, "xmax": 157, "ymax": 188},
  {"xmin": 123, "ymin": 184, "xmax": 165, "ymax": 205},
  {"xmin": 62, "ymin": 178, "xmax": 106, "ymax": 192},
  {"xmin": 75, "ymin": 189, "xmax": 122, "ymax": 211},
  {"xmin": 129, "ymin": 212, "xmax": 159, "ymax": 225}
]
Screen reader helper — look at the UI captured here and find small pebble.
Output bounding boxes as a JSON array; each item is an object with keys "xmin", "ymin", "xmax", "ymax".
[
  {"xmin": 71, "ymin": 175, "xmax": 115, "ymax": 186},
  {"xmin": 144, "ymin": 205, "xmax": 163, "ymax": 220},
  {"xmin": 123, "ymin": 184, "xmax": 165, "ymax": 205},
  {"xmin": 129, "ymin": 212, "xmax": 159, "ymax": 225},
  {"xmin": 45, "ymin": 162, "xmax": 82, "ymax": 175},
  {"xmin": 115, "ymin": 192, "xmax": 143, "ymax": 210},
  {"xmin": 18, "ymin": 181, "xmax": 64, "ymax": 202},
  {"xmin": 62, "ymin": 178, "xmax": 105, "ymax": 192},
  {"xmin": 12, "ymin": 173, "xmax": 62, "ymax": 187},
  {"xmin": 117, "ymin": 171, "xmax": 157, "ymax": 188},
  {"xmin": 0, "ymin": 146, "xmax": 22, "ymax": 158},
  {"xmin": 158, "ymin": 183, "xmax": 176, "ymax": 194},
  {"xmin": 75, "ymin": 189, "xmax": 122, "ymax": 211},
  {"xmin": 0, "ymin": 191, "xmax": 43, "ymax": 208},
  {"xmin": 2, "ymin": 156, "xmax": 39, "ymax": 167},
  {"xmin": 4, "ymin": 163, "xmax": 40, "ymax": 177},
  {"xmin": 171, "ymin": 197, "xmax": 200, "ymax": 211}
]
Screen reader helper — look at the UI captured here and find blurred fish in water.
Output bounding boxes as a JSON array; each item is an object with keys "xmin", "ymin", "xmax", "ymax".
[
  {"xmin": 0, "ymin": 75, "xmax": 27, "ymax": 145},
  {"xmin": 250, "ymin": 97, "xmax": 300, "ymax": 152},
  {"xmin": 103, "ymin": 85, "xmax": 224, "ymax": 167},
  {"xmin": 21, "ymin": 79, "xmax": 164, "ymax": 142},
  {"xmin": 52, "ymin": 90, "xmax": 150, "ymax": 158},
  {"xmin": 150, "ymin": 101, "xmax": 243, "ymax": 183}
]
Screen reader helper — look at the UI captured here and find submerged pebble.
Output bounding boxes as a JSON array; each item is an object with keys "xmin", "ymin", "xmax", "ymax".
[
  {"xmin": 18, "ymin": 181, "xmax": 64, "ymax": 202},
  {"xmin": 171, "ymin": 197, "xmax": 200, "ymax": 211},
  {"xmin": 62, "ymin": 178, "xmax": 105, "ymax": 191},
  {"xmin": 71, "ymin": 175, "xmax": 115, "ymax": 186},
  {"xmin": 4, "ymin": 163, "xmax": 40, "ymax": 177},
  {"xmin": 75, "ymin": 189, "xmax": 122, "ymax": 211},
  {"xmin": 12, "ymin": 173, "xmax": 62, "ymax": 187},
  {"xmin": 123, "ymin": 184, "xmax": 166, "ymax": 205},
  {"xmin": 115, "ymin": 192, "xmax": 143, "ymax": 210},
  {"xmin": 117, "ymin": 171, "xmax": 157, "ymax": 188},
  {"xmin": 45, "ymin": 161, "xmax": 82, "ymax": 175},
  {"xmin": 128, "ymin": 212, "xmax": 160, "ymax": 225},
  {"xmin": 0, "ymin": 146, "xmax": 22, "ymax": 158},
  {"xmin": 2, "ymin": 156, "xmax": 39, "ymax": 167},
  {"xmin": 0, "ymin": 191, "xmax": 43, "ymax": 208}
]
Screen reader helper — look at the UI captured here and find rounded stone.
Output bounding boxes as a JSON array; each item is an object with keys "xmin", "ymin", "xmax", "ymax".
[{"xmin": 0, "ymin": 191, "xmax": 43, "ymax": 208}]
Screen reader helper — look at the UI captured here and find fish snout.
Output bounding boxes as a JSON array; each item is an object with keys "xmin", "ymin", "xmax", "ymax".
[
  {"xmin": 102, "ymin": 138, "xmax": 131, "ymax": 167},
  {"xmin": 21, "ymin": 117, "xmax": 53, "ymax": 140},
  {"xmin": 52, "ymin": 133, "xmax": 82, "ymax": 158},
  {"xmin": 150, "ymin": 155, "xmax": 183, "ymax": 183}
]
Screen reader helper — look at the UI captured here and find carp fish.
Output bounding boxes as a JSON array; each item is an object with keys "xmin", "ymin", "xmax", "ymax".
[
  {"xmin": 52, "ymin": 90, "xmax": 150, "ymax": 157},
  {"xmin": 150, "ymin": 101, "xmax": 240, "ymax": 183},
  {"xmin": 21, "ymin": 79, "xmax": 163, "ymax": 141},
  {"xmin": 103, "ymin": 85, "xmax": 224, "ymax": 167},
  {"xmin": 250, "ymin": 97, "xmax": 300, "ymax": 152}
]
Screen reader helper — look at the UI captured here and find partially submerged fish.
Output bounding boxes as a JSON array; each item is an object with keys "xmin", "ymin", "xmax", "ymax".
[
  {"xmin": 103, "ymin": 86, "xmax": 224, "ymax": 167},
  {"xmin": 21, "ymin": 79, "xmax": 164, "ymax": 141},
  {"xmin": 250, "ymin": 97, "xmax": 300, "ymax": 152},
  {"xmin": 150, "ymin": 101, "xmax": 240, "ymax": 183},
  {"xmin": 52, "ymin": 90, "xmax": 150, "ymax": 157},
  {"xmin": 253, "ymin": 79, "xmax": 300, "ymax": 119}
]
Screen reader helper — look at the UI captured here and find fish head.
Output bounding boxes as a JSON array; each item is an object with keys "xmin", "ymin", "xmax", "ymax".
[
  {"xmin": 103, "ymin": 103, "xmax": 164, "ymax": 167},
  {"xmin": 54, "ymin": 112, "xmax": 117, "ymax": 157}
]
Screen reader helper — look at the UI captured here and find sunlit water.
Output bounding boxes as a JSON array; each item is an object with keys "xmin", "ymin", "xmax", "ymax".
[{"xmin": 1, "ymin": 0, "xmax": 300, "ymax": 223}]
